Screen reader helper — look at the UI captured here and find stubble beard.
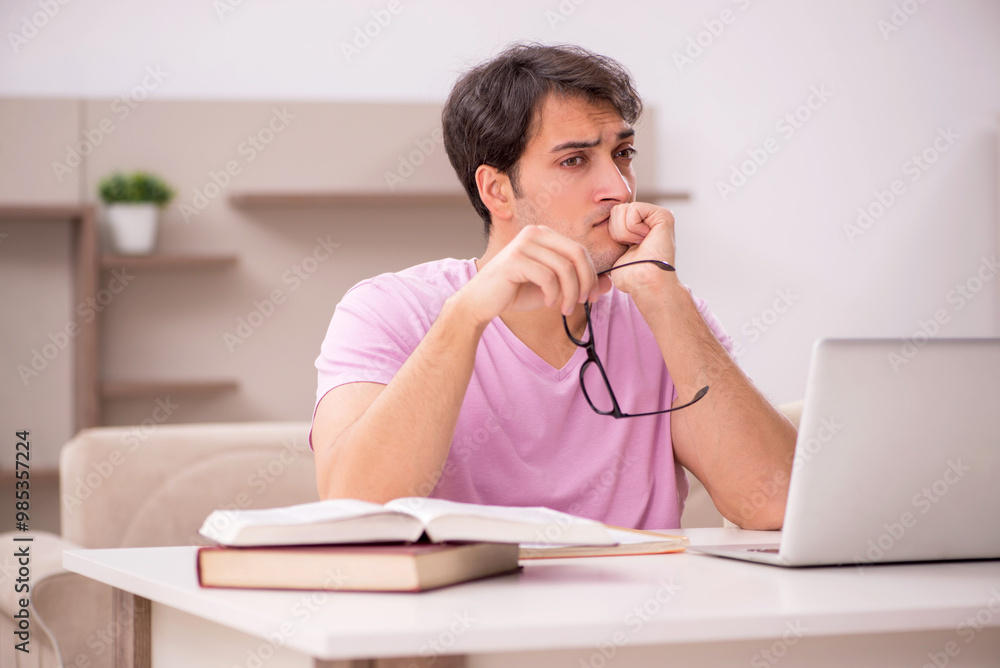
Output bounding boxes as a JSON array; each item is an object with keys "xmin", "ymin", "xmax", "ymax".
[
  {"xmin": 514, "ymin": 196, "xmax": 626, "ymax": 275},
  {"xmin": 590, "ymin": 246, "xmax": 627, "ymax": 275}
]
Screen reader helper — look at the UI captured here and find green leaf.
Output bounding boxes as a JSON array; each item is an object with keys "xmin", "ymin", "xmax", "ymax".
[{"xmin": 98, "ymin": 170, "xmax": 175, "ymax": 206}]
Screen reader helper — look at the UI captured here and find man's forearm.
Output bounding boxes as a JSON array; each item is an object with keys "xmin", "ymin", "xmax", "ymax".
[
  {"xmin": 633, "ymin": 277, "xmax": 797, "ymax": 528},
  {"xmin": 318, "ymin": 294, "xmax": 487, "ymax": 502}
]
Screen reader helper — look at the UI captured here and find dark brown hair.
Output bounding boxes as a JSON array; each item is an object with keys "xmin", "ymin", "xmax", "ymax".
[{"xmin": 442, "ymin": 43, "xmax": 643, "ymax": 235}]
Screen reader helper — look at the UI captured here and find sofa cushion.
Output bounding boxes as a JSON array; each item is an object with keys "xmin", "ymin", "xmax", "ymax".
[
  {"xmin": 60, "ymin": 422, "xmax": 316, "ymax": 549},
  {"xmin": 121, "ymin": 449, "xmax": 318, "ymax": 547}
]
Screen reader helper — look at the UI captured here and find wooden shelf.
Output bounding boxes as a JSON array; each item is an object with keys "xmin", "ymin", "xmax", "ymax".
[
  {"xmin": 0, "ymin": 204, "xmax": 93, "ymax": 221},
  {"xmin": 230, "ymin": 190, "xmax": 690, "ymax": 209},
  {"xmin": 100, "ymin": 254, "xmax": 238, "ymax": 271},
  {"xmin": 101, "ymin": 380, "xmax": 239, "ymax": 399},
  {"xmin": 231, "ymin": 191, "xmax": 470, "ymax": 208},
  {"xmin": 645, "ymin": 191, "xmax": 692, "ymax": 202}
]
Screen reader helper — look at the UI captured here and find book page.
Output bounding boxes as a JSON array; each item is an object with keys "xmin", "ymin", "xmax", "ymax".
[
  {"xmin": 385, "ymin": 497, "xmax": 613, "ymax": 545},
  {"xmin": 200, "ymin": 498, "xmax": 402, "ymax": 544},
  {"xmin": 385, "ymin": 497, "xmax": 599, "ymax": 527}
]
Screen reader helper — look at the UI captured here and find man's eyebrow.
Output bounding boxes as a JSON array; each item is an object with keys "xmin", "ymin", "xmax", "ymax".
[{"xmin": 549, "ymin": 129, "xmax": 635, "ymax": 154}]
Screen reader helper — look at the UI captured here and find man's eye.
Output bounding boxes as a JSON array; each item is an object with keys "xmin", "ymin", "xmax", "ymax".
[
  {"xmin": 561, "ymin": 156, "xmax": 583, "ymax": 167},
  {"xmin": 616, "ymin": 148, "xmax": 637, "ymax": 160}
]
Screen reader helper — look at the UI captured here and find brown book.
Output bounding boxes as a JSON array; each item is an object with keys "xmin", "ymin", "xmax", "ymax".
[{"xmin": 196, "ymin": 542, "xmax": 521, "ymax": 592}]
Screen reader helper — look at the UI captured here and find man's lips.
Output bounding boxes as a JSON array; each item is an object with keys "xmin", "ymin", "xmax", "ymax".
[{"xmin": 593, "ymin": 215, "xmax": 611, "ymax": 228}]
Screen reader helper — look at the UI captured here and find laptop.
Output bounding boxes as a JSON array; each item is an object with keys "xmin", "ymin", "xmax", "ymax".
[{"xmin": 692, "ymin": 338, "xmax": 1000, "ymax": 567}]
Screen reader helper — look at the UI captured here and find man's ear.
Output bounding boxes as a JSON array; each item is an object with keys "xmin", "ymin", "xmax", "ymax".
[{"xmin": 475, "ymin": 165, "xmax": 515, "ymax": 224}]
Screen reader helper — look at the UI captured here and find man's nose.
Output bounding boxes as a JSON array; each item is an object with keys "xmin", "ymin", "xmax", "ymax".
[{"xmin": 593, "ymin": 157, "xmax": 633, "ymax": 203}]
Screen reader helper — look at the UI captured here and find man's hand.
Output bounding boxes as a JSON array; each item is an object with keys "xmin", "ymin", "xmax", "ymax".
[
  {"xmin": 461, "ymin": 225, "xmax": 612, "ymax": 324},
  {"xmin": 606, "ymin": 202, "xmax": 678, "ymax": 294}
]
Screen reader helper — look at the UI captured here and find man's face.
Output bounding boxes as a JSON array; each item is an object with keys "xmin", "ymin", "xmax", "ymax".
[{"xmin": 509, "ymin": 93, "xmax": 638, "ymax": 273}]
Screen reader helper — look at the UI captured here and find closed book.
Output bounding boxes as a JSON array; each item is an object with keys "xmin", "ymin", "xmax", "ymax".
[
  {"xmin": 519, "ymin": 527, "xmax": 688, "ymax": 559},
  {"xmin": 197, "ymin": 542, "xmax": 521, "ymax": 592}
]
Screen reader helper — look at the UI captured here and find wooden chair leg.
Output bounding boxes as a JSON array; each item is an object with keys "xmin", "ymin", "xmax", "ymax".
[
  {"xmin": 113, "ymin": 589, "xmax": 151, "ymax": 668},
  {"xmin": 315, "ymin": 656, "xmax": 467, "ymax": 667}
]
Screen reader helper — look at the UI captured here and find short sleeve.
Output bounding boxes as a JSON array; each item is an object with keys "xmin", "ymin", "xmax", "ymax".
[
  {"xmin": 314, "ymin": 280, "xmax": 434, "ymax": 410},
  {"xmin": 310, "ymin": 260, "xmax": 470, "ymax": 449}
]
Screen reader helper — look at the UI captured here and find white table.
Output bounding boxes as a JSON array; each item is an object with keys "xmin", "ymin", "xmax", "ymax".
[{"xmin": 64, "ymin": 528, "xmax": 1000, "ymax": 667}]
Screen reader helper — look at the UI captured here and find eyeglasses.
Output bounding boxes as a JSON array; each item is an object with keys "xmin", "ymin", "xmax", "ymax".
[{"xmin": 562, "ymin": 260, "xmax": 709, "ymax": 418}]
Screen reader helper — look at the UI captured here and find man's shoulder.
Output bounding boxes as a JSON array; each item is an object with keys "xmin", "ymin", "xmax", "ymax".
[
  {"xmin": 348, "ymin": 257, "xmax": 472, "ymax": 289},
  {"xmin": 344, "ymin": 257, "xmax": 475, "ymax": 308},
  {"xmin": 393, "ymin": 257, "xmax": 476, "ymax": 286},
  {"xmin": 608, "ymin": 281, "xmax": 733, "ymax": 354}
]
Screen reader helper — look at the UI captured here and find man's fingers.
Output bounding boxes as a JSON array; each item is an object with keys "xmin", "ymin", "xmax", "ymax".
[
  {"xmin": 540, "ymin": 228, "xmax": 601, "ymax": 303},
  {"xmin": 474, "ymin": 225, "xmax": 604, "ymax": 317},
  {"xmin": 609, "ymin": 203, "xmax": 647, "ymax": 245},
  {"xmin": 508, "ymin": 257, "xmax": 559, "ymax": 308},
  {"xmin": 623, "ymin": 200, "xmax": 674, "ymax": 222},
  {"xmin": 610, "ymin": 202, "xmax": 674, "ymax": 246},
  {"xmin": 518, "ymin": 243, "xmax": 582, "ymax": 314},
  {"xmin": 534, "ymin": 234, "xmax": 600, "ymax": 306},
  {"xmin": 514, "ymin": 226, "xmax": 600, "ymax": 313}
]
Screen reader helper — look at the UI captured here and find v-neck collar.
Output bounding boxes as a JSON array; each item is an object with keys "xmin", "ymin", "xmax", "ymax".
[
  {"xmin": 488, "ymin": 314, "xmax": 589, "ymax": 380},
  {"xmin": 466, "ymin": 258, "xmax": 609, "ymax": 380}
]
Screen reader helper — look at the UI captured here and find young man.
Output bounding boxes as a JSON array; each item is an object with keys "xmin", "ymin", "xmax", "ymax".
[{"xmin": 312, "ymin": 44, "xmax": 796, "ymax": 530}]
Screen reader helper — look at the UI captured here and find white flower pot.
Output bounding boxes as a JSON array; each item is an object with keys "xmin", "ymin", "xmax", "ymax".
[{"xmin": 105, "ymin": 203, "xmax": 159, "ymax": 255}]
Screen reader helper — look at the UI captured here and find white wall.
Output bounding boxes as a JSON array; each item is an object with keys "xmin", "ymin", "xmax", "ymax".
[{"xmin": 2, "ymin": 0, "xmax": 997, "ymax": 403}]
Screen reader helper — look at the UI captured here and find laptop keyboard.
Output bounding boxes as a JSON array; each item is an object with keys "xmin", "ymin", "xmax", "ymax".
[{"xmin": 747, "ymin": 548, "xmax": 780, "ymax": 553}]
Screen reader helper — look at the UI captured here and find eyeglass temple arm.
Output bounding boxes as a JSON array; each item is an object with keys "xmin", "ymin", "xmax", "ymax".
[
  {"xmin": 598, "ymin": 260, "xmax": 675, "ymax": 276},
  {"xmin": 669, "ymin": 385, "xmax": 709, "ymax": 412}
]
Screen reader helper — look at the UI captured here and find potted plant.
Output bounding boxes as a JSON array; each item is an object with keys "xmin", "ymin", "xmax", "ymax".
[{"xmin": 99, "ymin": 171, "xmax": 175, "ymax": 255}]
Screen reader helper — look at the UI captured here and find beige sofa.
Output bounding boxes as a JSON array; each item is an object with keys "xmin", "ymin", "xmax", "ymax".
[
  {"xmin": 0, "ymin": 403, "xmax": 801, "ymax": 668},
  {"xmin": 0, "ymin": 421, "xmax": 316, "ymax": 668}
]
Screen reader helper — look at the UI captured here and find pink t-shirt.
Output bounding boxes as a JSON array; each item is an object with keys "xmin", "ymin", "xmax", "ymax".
[{"xmin": 314, "ymin": 258, "xmax": 733, "ymax": 529}]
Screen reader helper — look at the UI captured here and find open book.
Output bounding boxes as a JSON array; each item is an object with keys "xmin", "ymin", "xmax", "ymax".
[{"xmin": 199, "ymin": 497, "xmax": 616, "ymax": 547}]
